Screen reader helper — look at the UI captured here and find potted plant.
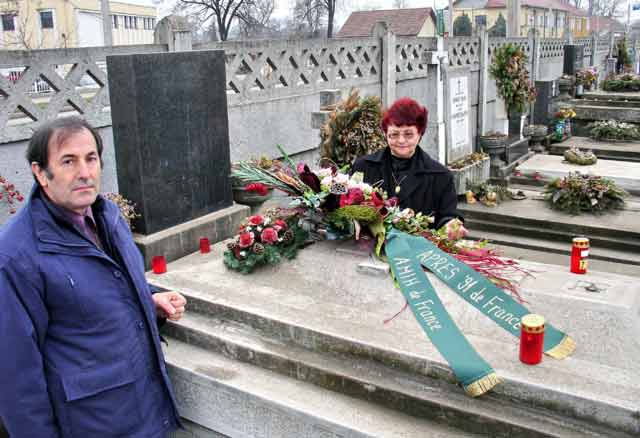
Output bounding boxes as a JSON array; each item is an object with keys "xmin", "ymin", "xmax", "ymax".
[
  {"xmin": 447, "ymin": 152, "xmax": 490, "ymax": 195},
  {"xmin": 489, "ymin": 44, "xmax": 537, "ymax": 137},
  {"xmin": 574, "ymin": 71, "xmax": 585, "ymax": 96},
  {"xmin": 553, "ymin": 107, "xmax": 576, "ymax": 140}
]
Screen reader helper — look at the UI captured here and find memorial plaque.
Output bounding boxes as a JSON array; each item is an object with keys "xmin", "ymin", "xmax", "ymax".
[
  {"xmin": 107, "ymin": 50, "xmax": 232, "ymax": 235},
  {"xmin": 563, "ymin": 45, "xmax": 584, "ymax": 76},
  {"xmin": 448, "ymin": 76, "xmax": 471, "ymax": 162}
]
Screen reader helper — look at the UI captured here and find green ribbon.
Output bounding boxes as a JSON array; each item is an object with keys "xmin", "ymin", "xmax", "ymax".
[
  {"xmin": 385, "ymin": 229, "xmax": 575, "ymax": 395},
  {"xmin": 385, "ymin": 230, "xmax": 499, "ymax": 396}
]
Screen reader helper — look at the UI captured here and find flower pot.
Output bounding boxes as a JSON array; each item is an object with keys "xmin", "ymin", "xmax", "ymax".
[
  {"xmin": 232, "ymin": 187, "xmax": 273, "ymax": 206},
  {"xmin": 479, "ymin": 135, "xmax": 507, "ymax": 168},
  {"xmin": 576, "ymin": 84, "xmax": 584, "ymax": 96}
]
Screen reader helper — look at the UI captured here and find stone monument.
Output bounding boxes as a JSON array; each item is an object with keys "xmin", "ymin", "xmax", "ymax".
[{"xmin": 107, "ymin": 50, "xmax": 248, "ymax": 267}]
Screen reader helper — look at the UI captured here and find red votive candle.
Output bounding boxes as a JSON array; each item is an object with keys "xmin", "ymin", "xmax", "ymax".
[
  {"xmin": 199, "ymin": 237, "xmax": 211, "ymax": 253},
  {"xmin": 520, "ymin": 314, "xmax": 545, "ymax": 365},
  {"xmin": 570, "ymin": 237, "xmax": 589, "ymax": 274},
  {"xmin": 152, "ymin": 256, "xmax": 167, "ymax": 274}
]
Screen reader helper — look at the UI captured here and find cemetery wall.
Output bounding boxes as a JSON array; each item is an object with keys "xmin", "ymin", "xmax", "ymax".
[{"xmin": 0, "ymin": 30, "xmax": 635, "ymax": 223}]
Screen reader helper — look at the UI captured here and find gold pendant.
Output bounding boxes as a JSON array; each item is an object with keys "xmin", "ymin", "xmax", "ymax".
[{"xmin": 395, "ymin": 186, "xmax": 401, "ymax": 194}]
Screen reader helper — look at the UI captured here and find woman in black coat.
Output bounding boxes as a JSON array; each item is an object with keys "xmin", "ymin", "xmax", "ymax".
[{"xmin": 352, "ymin": 97, "xmax": 465, "ymax": 234}]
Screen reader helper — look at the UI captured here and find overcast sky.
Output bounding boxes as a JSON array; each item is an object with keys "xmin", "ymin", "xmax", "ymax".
[
  {"xmin": 133, "ymin": 0, "xmax": 640, "ymax": 28},
  {"xmin": 134, "ymin": 0, "xmax": 451, "ymax": 28}
]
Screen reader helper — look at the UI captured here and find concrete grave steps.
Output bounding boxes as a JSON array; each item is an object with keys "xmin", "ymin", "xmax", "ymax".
[
  {"xmin": 165, "ymin": 338, "xmax": 477, "ymax": 438},
  {"xmin": 162, "ymin": 295, "xmax": 631, "ymax": 438},
  {"xmin": 150, "ymin": 241, "xmax": 640, "ymax": 436},
  {"xmin": 513, "ymin": 154, "xmax": 640, "ymax": 195},
  {"xmin": 547, "ymin": 136, "xmax": 640, "ymax": 163},
  {"xmin": 457, "ymin": 195, "xmax": 640, "ymax": 256}
]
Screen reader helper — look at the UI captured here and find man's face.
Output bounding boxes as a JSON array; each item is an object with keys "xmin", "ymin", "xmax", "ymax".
[
  {"xmin": 386, "ymin": 124, "xmax": 420, "ymax": 159},
  {"xmin": 32, "ymin": 128, "xmax": 101, "ymax": 215}
]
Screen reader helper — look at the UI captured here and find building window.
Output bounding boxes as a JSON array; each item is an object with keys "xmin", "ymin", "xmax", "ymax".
[
  {"xmin": 40, "ymin": 10, "xmax": 54, "ymax": 29},
  {"xmin": 112, "ymin": 15, "xmax": 118, "ymax": 29},
  {"xmin": 132, "ymin": 16, "xmax": 137, "ymax": 29},
  {"xmin": 124, "ymin": 16, "xmax": 130, "ymax": 29},
  {"xmin": 1, "ymin": 13, "xmax": 15, "ymax": 31}
]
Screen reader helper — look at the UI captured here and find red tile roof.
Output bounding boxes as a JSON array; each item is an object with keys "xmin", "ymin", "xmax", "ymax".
[{"xmin": 337, "ymin": 8, "xmax": 434, "ymax": 38}]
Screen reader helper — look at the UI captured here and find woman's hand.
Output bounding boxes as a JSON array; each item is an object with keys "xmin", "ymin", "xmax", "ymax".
[{"xmin": 444, "ymin": 218, "xmax": 468, "ymax": 241}]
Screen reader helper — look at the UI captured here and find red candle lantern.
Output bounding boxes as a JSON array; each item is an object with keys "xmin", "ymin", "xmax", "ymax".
[
  {"xmin": 570, "ymin": 237, "xmax": 589, "ymax": 274},
  {"xmin": 152, "ymin": 256, "xmax": 167, "ymax": 274},
  {"xmin": 199, "ymin": 237, "xmax": 211, "ymax": 254},
  {"xmin": 519, "ymin": 314, "xmax": 545, "ymax": 365}
]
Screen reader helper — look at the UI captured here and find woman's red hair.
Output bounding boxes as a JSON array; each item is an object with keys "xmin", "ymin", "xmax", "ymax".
[{"xmin": 380, "ymin": 97, "xmax": 428, "ymax": 135}]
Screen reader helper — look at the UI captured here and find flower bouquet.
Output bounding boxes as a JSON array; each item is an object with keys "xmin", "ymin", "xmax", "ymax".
[
  {"xmin": 544, "ymin": 172, "xmax": 627, "ymax": 215},
  {"xmin": 226, "ymin": 146, "xmax": 531, "ymax": 300},
  {"xmin": 224, "ymin": 211, "xmax": 308, "ymax": 274}
]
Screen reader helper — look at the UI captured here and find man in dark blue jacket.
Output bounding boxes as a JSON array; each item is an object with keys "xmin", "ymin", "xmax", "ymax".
[{"xmin": 0, "ymin": 117, "xmax": 186, "ymax": 437}]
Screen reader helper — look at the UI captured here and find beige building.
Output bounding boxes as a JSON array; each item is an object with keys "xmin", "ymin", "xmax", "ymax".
[
  {"xmin": 450, "ymin": 0, "xmax": 589, "ymax": 38},
  {"xmin": 0, "ymin": 0, "xmax": 157, "ymax": 49}
]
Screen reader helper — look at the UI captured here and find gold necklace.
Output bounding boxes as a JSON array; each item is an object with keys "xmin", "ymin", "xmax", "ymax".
[{"xmin": 391, "ymin": 172, "xmax": 408, "ymax": 194}]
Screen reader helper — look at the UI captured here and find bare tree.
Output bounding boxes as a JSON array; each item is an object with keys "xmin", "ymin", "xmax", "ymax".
[
  {"xmin": 292, "ymin": 0, "xmax": 339, "ymax": 38},
  {"xmin": 292, "ymin": 0, "xmax": 326, "ymax": 37},
  {"xmin": 567, "ymin": 0, "xmax": 585, "ymax": 10},
  {"xmin": 178, "ymin": 0, "xmax": 247, "ymax": 41},
  {"xmin": 236, "ymin": 0, "xmax": 276, "ymax": 39},
  {"xmin": 592, "ymin": 0, "xmax": 624, "ymax": 17}
]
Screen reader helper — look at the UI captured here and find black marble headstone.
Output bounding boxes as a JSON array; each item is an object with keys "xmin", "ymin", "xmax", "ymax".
[
  {"xmin": 563, "ymin": 45, "xmax": 584, "ymax": 76},
  {"xmin": 533, "ymin": 80, "xmax": 557, "ymax": 126},
  {"xmin": 107, "ymin": 50, "xmax": 232, "ymax": 235}
]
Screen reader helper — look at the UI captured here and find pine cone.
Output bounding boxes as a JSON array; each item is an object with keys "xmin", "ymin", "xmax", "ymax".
[
  {"xmin": 282, "ymin": 229, "xmax": 294, "ymax": 243},
  {"xmin": 227, "ymin": 241, "xmax": 238, "ymax": 250},
  {"xmin": 252, "ymin": 243, "xmax": 265, "ymax": 254}
]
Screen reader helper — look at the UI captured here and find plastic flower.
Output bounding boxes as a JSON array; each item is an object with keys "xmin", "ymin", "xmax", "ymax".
[
  {"xmin": 260, "ymin": 227, "xmax": 279, "ymax": 244},
  {"xmin": 238, "ymin": 232, "xmax": 255, "ymax": 248},
  {"xmin": 248, "ymin": 215, "xmax": 264, "ymax": 226}
]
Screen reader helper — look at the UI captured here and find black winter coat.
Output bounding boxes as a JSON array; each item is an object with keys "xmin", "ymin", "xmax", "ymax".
[{"xmin": 352, "ymin": 147, "xmax": 463, "ymax": 229}]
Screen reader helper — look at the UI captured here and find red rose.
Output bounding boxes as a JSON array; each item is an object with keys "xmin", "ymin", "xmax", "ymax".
[
  {"xmin": 238, "ymin": 232, "xmax": 255, "ymax": 248},
  {"xmin": 248, "ymin": 215, "xmax": 264, "ymax": 226},
  {"xmin": 260, "ymin": 227, "xmax": 278, "ymax": 244},
  {"xmin": 370, "ymin": 191, "xmax": 384, "ymax": 208},
  {"xmin": 339, "ymin": 188, "xmax": 364, "ymax": 207},
  {"xmin": 273, "ymin": 219, "xmax": 288, "ymax": 232}
]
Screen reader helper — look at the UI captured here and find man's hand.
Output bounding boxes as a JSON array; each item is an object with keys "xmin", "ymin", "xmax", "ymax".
[{"xmin": 152, "ymin": 291, "xmax": 187, "ymax": 321}]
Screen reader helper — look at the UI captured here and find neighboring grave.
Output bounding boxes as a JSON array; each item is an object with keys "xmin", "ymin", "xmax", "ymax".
[
  {"xmin": 107, "ymin": 50, "xmax": 247, "ymax": 266},
  {"xmin": 532, "ymin": 80, "xmax": 558, "ymax": 126},
  {"xmin": 563, "ymin": 45, "xmax": 584, "ymax": 76}
]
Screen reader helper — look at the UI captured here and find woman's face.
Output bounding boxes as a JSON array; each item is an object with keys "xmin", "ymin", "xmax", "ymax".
[{"xmin": 386, "ymin": 124, "xmax": 420, "ymax": 159}]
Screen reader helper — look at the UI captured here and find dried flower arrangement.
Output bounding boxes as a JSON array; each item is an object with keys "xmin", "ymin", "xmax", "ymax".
[{"xmin": 544, "ymin": 172, "xmax": 627, "ymax": 215}]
